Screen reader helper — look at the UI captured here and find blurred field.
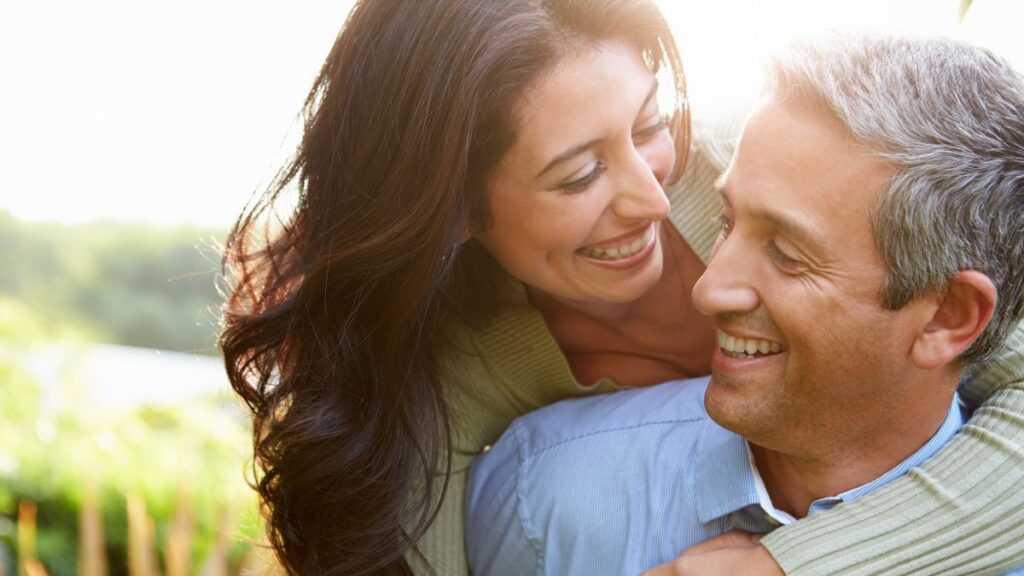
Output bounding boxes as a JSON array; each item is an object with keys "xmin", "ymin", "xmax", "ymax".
[{"xmin": 0, "ymin": 211, "xmax": 273, "ymax": 575}]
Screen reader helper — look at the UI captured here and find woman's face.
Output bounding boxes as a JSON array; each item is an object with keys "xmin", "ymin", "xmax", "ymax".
[{"xmin": 474, "ymin": 39, "xmax": 676, "ymax": 311}]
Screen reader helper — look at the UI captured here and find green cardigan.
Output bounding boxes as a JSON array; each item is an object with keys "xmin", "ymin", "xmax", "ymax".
[{"xmin": 411, "ymin": 118, "xmax": 1024, "ymax": 575}]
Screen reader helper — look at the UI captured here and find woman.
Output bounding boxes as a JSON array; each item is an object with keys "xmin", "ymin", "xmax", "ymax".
[{"xmin": 220, "ymin": 1, "xmax": 1024, "ymax": 574}]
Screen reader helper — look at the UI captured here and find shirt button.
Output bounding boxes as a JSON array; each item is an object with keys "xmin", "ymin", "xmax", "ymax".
[{"xmin": 482, "ymin": 445, "xmax": 492, "ymax": 453}]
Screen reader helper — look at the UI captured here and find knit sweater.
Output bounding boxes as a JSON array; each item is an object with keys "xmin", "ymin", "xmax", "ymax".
[{"xmin": 411, "ymin": 117, "xmax": 1024, "ymax": 576}]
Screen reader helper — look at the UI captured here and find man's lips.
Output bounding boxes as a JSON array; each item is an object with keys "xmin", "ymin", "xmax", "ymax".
[{"xmin": 716, "ymin": 329, "xmax": 784, "ymax": 359}]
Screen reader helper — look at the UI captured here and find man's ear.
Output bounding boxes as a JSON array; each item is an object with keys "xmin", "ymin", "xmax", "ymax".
[{"xmin": 911, "ymin": 271, "xmax": 997, "ymax": 369}]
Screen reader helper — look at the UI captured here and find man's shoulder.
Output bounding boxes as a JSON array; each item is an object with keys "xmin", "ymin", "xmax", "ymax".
[
  {"xmin": 466, "ymin": 377, "xmax": 717, "ymax": 576},
  {"xmin": 506, "ymin": 376, "xmax": 711, "ymax": 458}
]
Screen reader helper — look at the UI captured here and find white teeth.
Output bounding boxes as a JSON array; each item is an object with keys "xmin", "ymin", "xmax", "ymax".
[
  {"xmin": 717, "ymin": 330, "xmax": 782, "ymax": 359},
  {"xmin": 579, "ymin": 227, "xmax": 654, "ymax": 260}
]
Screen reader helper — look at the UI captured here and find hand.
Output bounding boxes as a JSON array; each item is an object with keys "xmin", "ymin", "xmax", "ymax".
[{"xmin": 641, "ymin": 531, "xmax": 784, "ymax": 576}]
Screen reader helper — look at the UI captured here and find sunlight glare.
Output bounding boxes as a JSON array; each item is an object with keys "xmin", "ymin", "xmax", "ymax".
[{"xmin": 2, "ymin": 0, "xmax": 1018, "ymax": 228}]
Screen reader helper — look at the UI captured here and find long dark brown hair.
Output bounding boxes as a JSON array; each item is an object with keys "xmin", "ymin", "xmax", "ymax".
[{"xmin": 220, "ymin": 1, "xmax": 688, "ymax": 573}]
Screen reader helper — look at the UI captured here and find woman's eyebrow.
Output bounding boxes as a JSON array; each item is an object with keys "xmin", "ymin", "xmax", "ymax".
[
  {"xmin": 535, "ymin": 137, "xmax": 601, "ymax": 180},
  {"xmin": 638, "ymin": 80, "xmax": 659, "ymax": 114},
  {"xmin": 534, "ymin": 80, "xmax": 660, "ymax": 181}
]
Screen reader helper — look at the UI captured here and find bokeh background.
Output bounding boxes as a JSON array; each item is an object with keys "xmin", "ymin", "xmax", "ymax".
[{"xmin": 1, "ymin": 1, "xmax": 1020, "ymax": 574}]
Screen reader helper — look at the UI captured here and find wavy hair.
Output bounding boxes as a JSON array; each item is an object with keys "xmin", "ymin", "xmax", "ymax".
[{"xmin": 220, "ymin": 1, "xmax": 688, "ymax": 573}]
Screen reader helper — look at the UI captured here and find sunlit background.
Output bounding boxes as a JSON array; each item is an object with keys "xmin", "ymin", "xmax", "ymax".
[
  {"xmin": 3, "ymin": 0, "xmax": 1022, "ymax": 228},
  {"xmin": 0, "ymin": 1, "xmax": 1020, "ymax": 574}
]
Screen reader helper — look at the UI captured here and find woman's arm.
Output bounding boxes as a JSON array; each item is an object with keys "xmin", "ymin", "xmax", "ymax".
[{"xmin": 759, "ymin": 320, "xmax": 1024, "ymax": 575}]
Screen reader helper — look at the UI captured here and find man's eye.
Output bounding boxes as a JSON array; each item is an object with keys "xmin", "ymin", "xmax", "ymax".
[
  {"xmin": 715, "ymin": 214, "xmax": 734, "ymax": 237},
  {"xmin": 767, "ymin": 240, "xmax": 802, "ymax": 269},
  {"xmin": 559, "ymin": 163, "xmax": 606, "ymax": 194}
]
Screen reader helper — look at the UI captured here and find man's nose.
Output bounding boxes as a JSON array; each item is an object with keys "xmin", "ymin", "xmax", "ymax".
[{"xmin": 691, "ymin": 233, "xmax": 761, "ymax": 317}]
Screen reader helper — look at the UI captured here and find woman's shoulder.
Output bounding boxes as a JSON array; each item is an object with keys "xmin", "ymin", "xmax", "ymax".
[
  {"xmin": 438, "ymin": 283, "xmax": 617, "ymax": 453},
  {"xmin": 692, "ymin": 107, "xmax": 747, "ymax": 170},
  {"xmin": 667, "ymin": 107, "xmax": 749, "ymax": 264}
]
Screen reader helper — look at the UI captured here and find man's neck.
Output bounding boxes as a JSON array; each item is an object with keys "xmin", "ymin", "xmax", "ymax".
[
  {"xmin": 749, "ymin": 444, "xmax": 863, "ymax": 518},
  {"xmin": 750, "ymin": 392, "xmax": 959, "ymax": 519}
]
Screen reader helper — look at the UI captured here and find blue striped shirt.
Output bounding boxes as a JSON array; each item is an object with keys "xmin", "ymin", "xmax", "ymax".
[{"xmin": 465, "ymin": 377, "xmax": 1010, "ymax": 575}]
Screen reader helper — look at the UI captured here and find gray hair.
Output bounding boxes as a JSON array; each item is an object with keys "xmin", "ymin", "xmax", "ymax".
[{"xmin": 765, "ymin": 33, "xmax": 1024, "ymax": 366}]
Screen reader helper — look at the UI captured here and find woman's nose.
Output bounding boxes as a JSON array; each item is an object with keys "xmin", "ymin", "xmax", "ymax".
[{"xmin": 612, "ymin": 151, "xmax": 671, "ymax": 222}]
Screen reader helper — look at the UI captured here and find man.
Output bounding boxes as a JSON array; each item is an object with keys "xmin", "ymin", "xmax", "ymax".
[{"xmin": 465, "ymin": 34, "xmax": 1024, "ymax": 576}]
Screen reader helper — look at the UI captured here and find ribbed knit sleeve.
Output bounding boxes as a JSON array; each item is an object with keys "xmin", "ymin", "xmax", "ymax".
[{"xmin": 760, "ymin": 322, "xmax": 1024, "ymax": 575}]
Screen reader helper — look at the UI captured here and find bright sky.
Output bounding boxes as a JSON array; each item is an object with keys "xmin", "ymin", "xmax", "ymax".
[{"xmin": 1, "ymin": 0, "xmax": 1020, "ymax": 228}]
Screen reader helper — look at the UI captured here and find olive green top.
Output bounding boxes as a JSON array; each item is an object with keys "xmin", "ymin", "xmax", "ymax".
[{"xmin": 411, "ymin": 116, "xmax": 1024, "ymax": 576}]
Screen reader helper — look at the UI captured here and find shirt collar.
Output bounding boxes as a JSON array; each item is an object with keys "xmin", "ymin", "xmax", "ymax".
[
  {"xmin": 695, "ymin": 410, "xmax": 760, "ymax": 524},
  {"xmin": 695, "ymin": 393, "xmax": 965, "ymax": 524},
  {"xmin": 811, "ymin": 393, "xmax": 965, "ymax": 513}
]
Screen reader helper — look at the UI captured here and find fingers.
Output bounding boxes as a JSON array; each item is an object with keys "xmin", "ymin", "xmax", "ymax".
[
  {"xmin": 682, "ymin": 530, "xmax": 761, "ymax": 556},
  {"xmin": 640, "ymin": 541, "xmax": 783, "ymax": 576},
  {"xmin": 640, "ymin": 564, "xmax": 674, "ymax": 576}
]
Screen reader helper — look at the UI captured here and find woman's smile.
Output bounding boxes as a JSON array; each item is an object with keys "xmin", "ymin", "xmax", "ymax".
[{"xmin": 576, "ymin": 223, "xmax": 658, "ymax": 267}]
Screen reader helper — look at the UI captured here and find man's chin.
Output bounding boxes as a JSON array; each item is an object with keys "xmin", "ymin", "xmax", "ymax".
[{"xmin": 704, "ymin": 374, "xmax": 769, "ymax": 436}]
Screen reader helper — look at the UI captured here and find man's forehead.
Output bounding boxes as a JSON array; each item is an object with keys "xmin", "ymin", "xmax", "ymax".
[{"xmin": 722, "ymin": 99, "xmax": 895, "ymax": 242}]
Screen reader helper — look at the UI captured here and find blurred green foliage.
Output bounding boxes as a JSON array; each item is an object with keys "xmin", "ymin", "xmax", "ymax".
[
  {"xmin": 0, "ymin": 211, "xmax": 265, "ymax": 574},
  {"xmin": 0, "ymin": 210, "xmax": 224, "ymax": 354},
  {"xmin": 0, "ymin": 296, "xmax": 262, "ymax": 575}
]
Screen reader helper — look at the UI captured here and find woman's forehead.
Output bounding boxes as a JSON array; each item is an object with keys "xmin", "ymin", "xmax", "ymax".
[{"xmin": 504, "ymin": 40, "xmax": 658, "ymax": 172}]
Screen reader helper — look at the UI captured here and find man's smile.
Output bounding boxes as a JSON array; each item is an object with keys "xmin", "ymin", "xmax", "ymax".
[{"xmin": 716, "ymin": 329, "xmax": 784, "ymax": 359}]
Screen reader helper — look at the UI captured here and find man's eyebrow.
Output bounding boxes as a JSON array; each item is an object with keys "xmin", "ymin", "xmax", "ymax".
[
  {"xmin": 716, "ymin": 187, "xmax": 822, "ymax": 252},
  {"xmin": 534, "ymin": 80, "xmax": 660, "ymax": 180}
]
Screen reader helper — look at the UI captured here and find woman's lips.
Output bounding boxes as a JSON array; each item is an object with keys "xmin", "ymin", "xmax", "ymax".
[{"xmin": 576, "ymin": 224, "xmax": 658, "ymax": 269}]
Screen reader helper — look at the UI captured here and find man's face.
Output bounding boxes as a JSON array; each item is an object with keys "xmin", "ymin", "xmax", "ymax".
[{"xmin": 691, "ymin": 97, "xmax": 931, "ymax": 457}]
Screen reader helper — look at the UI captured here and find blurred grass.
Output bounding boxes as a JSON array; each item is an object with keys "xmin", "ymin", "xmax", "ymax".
[
  {"xmin": 0, "ymin": 211, "xmax": 267, "ymax": 574},
  {"xmin": 0, "ymin": 210, "xmax": 223, "ymax": 355}
]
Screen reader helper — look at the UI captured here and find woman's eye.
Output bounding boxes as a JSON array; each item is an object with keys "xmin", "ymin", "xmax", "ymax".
[
  {"xmin": 633, "ymin": 119, "xmax": 668, "ymax": 141},
  {"xmin": 559, "ymin": 162, "xmax": 606, "ymax": 194},
  {"xmin": 767, "ymin": 240, "xmax": 803, "ymax": 269}
]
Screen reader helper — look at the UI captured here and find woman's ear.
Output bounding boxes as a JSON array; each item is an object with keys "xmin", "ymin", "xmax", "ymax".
[{"xmin": 911, "ymin": 271, "xmax": 997, "ymax": 369}]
